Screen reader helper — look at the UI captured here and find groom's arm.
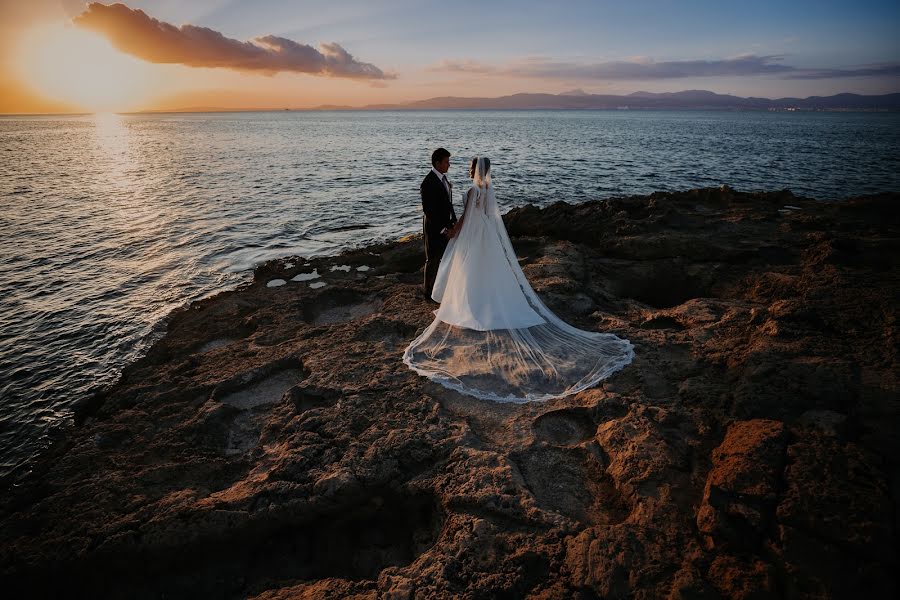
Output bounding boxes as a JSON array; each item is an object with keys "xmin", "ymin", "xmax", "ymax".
[
  {"xmin": 449, "ymin": 192, "xmax": 458, "ymax": 225},
  {"xmin": 421, "ymin": 180, "xmax": 445, "ymax": 226}
]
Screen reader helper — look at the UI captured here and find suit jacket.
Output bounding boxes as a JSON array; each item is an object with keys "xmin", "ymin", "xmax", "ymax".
[{"xmin": 420, "ymin": 170, "xmax": 458, "ymax": 237}]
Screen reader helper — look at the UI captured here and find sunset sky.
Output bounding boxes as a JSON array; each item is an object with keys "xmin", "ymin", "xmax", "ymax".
[{"xmin": 2, "ymin": 0, "xmax": 898, "ymax": 113}]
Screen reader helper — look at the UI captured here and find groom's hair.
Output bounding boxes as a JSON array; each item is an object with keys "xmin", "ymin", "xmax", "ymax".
[{"xmin": 431, "ymin": 148, "xmax": 451, "ymax": 166}]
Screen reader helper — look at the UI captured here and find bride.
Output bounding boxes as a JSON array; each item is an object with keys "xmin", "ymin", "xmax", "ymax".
[{"xmin": 402, "ymin": 156, "xmax": 634, "ymax": 403}]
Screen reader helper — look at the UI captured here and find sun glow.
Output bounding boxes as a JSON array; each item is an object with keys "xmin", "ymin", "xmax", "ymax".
[{"xmin": 16, "ymin": 23, "xmax": 162, "ymax": 113}]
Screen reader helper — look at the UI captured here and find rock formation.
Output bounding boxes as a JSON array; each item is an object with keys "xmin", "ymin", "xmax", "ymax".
[{"xmin": 1, "ymin": 187, "xmax": 897, "ymax": 598}]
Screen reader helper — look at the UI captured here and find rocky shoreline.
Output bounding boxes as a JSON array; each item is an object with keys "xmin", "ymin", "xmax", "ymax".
[{"xmin": 1, "ymin": 187, "xmax": 897, "ymax": 598}]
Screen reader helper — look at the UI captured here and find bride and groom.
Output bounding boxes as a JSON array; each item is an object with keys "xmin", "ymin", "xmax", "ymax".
[{"xmin": 403, "ymin": 148, "xmax": 634, "ymax": 403}]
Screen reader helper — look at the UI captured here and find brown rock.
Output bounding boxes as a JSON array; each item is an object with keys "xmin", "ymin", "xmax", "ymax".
[
  {"xmin": 697, "ymin": 419, "xmax": 787, "ymax": 551},
  {"xmin": 706, "ymin": 554, "xmax": 776, "ymax": 600},
  {"xmin": 775, "ymin": 435, "xmax": 896, "ymax": 597},
  {"xmin": 1, "ymin": 188, "xmax": 897, "ymax": 598}
]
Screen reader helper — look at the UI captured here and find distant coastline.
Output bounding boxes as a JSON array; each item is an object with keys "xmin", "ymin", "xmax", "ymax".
[
  {"xmin": 2, "ymin": 89, "xmax": 899, "ymax": 116},
  {"xmin": 316, "ymin": 90, "xmax": 900, "ymax": 112}
]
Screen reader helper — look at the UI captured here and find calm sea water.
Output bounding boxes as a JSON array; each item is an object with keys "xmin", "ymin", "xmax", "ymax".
[{"xmin": 1, "ymin": 109, "xmax": 899, "ymax": 484}]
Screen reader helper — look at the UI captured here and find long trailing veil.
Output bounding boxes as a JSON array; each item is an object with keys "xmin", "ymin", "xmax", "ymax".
[{"xmin": 403, "ymin": 156, "xmax": 634, "ymax": 403}]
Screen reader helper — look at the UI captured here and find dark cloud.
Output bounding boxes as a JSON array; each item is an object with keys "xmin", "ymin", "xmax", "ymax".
[
  {"xmin": 72, "ymin": 2, "xmax": 394, "ymax": 80},
  {"xmin": 782, "ymin": 62, "xmax": 900, "ymax": 79},
  {"xmin": 432, "ymin": 55, "xmax": 900, "ymax": 81}
]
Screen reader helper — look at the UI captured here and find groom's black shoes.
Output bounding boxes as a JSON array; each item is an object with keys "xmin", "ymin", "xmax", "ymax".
[{"xmin": 419, "ymin": 289, "xmax": 440, "ymax": 305}]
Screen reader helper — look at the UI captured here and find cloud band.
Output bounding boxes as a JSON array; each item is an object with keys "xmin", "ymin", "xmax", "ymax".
[
  {"xmin": 73, "ymin": 2, "xmax": 393, "ymax": 80},
  {"xmin": 432, "ymin": 55, "xmax": 900, "ymax": 81}
]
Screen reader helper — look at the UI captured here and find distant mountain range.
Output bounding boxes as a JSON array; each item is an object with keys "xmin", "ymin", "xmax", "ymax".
[
  {"xmin": 135, "ymin": 90, "xmax": 900, "ymax": 114},
  {"xmin": 315, "ymin": 90, "xmax": 900, "ymax": 111}
]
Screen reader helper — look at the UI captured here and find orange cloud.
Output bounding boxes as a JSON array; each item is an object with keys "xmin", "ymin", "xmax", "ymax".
[{"xmin": 72, "ymin": 2, "xmax": 394, "ymax": 80}]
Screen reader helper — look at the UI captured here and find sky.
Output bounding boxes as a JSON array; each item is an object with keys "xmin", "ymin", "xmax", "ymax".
[{"xmin": 1, "ymin": 0, "xmax": 898, "ymax": 113}]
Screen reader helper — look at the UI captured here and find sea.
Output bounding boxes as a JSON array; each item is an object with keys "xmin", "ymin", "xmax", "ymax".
[{"xmin": 1, "ymin": 109, "xmax": 899, "ymax": 484}]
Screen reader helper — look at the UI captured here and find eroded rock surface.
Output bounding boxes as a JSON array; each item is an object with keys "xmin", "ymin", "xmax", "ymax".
[{"xmin": 1, "ymin": 188, "xmax": 897, "ymax": 599}]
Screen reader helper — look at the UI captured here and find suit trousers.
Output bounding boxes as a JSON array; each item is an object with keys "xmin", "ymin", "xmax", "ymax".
[{"xmin": 423, "ymin": 229, "xmax": 448, "ymax": 299}]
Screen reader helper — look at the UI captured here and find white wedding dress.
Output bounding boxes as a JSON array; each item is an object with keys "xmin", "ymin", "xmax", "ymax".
[{"xmin": 402, "ymin": 158, "xmax": 634, "ymax": 403}]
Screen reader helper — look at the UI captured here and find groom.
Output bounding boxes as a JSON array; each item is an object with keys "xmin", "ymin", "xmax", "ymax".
[{"xmin": 420, "ymin": 147, "xmax": 458, "ymax": 301}]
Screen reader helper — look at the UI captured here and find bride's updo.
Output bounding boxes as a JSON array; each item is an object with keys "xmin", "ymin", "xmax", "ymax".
[{"xmin": 469, "ymin": 156, "xmax": 491, "ymax": 188}]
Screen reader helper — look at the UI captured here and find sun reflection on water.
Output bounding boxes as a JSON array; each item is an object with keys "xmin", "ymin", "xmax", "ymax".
[{"xmin": 91, "ymin": 112, "xmax": 130, "ymax": 170}]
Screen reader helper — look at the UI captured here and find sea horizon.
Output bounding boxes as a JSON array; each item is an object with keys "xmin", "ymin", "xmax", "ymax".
[{"xmin": 3, "ymin": 88, "xmax": 900, "ymax": 116}]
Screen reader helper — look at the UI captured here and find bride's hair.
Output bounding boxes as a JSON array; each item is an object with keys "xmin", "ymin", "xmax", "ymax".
[{"xmin": 469, "ymin": 156, "xmax": 491, "ymax": 188}]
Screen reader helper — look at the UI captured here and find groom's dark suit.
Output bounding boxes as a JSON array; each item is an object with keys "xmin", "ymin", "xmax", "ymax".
[{"xmin": 421, "ymin": 169, "xmax": 458, "ymax": 298}]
